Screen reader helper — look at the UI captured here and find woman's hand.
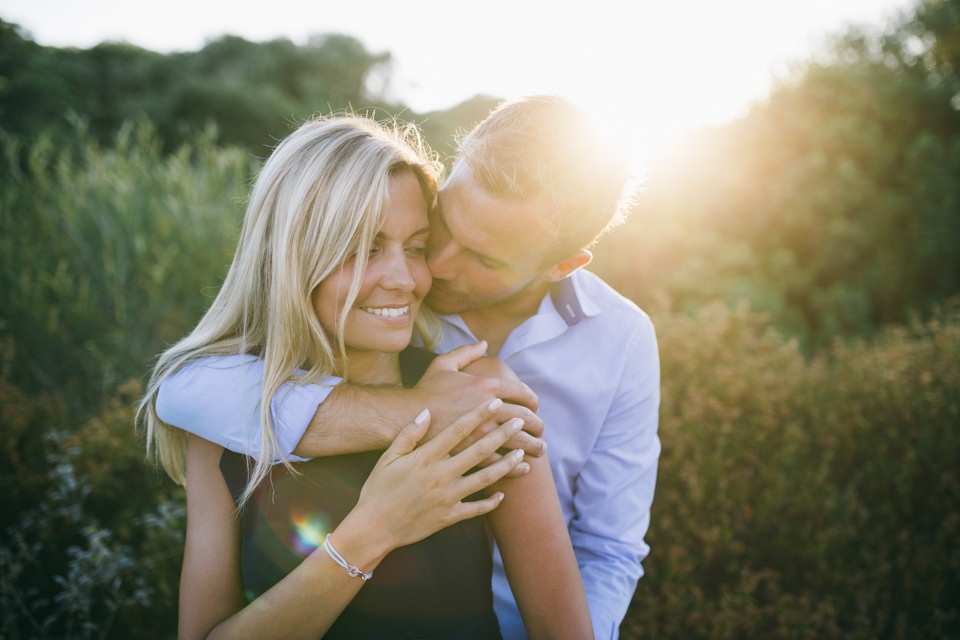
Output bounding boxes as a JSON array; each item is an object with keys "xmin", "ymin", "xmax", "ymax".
[{"xmin": 333, "ymin": 398, "xmax": 530, "ymax": 565}]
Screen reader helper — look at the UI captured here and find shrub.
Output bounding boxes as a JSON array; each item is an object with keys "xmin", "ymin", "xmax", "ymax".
[
  {"xmin": 621, "ymin": 300, "xmax": 960, "ymax": 639},
  {"xmin": 0, "ymin": 339, "xmax": 184, "ymax": 639}
]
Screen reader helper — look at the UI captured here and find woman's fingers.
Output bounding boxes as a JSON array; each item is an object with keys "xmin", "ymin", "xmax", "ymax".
[
  {"xmin": 478, "ymin": 450, "xmax": 532, "ymax": 478},
  {"xmin": 447, "ymin": 416, "xmax": 526, "ymax": 474},
  {"xmin": 458, "ymin": 447, "xmax": 530, "ymax": 498},
  {"xmin": 384, "ymin": 408, "xmax": 431, "ymax": 457},
  {"xmin": 355, "ymin": 401, "xmax": 521, "ymax": 549},
  {"xmin": 420, "ymin": 398, "xmax": 505, "ymax": 458},
  {"xmin": 448, "ymin": 491, "xmax": 506, "ymax": 521}
]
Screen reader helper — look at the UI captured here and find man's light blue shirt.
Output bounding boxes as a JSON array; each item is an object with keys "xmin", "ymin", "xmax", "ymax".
[{"xmin": 156, "ymin": 269, "xmax": 660, "ymax": 639}]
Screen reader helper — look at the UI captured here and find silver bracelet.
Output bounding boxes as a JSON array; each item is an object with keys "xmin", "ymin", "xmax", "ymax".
[{"xmin": 322, "ymin": 534, "xmax": 373, "ymax": 581}]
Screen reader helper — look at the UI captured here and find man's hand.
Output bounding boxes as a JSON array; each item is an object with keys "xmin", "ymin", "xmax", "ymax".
[
  {"xmin": 292, "ymin": 342, "xmax": 545, "ymax": 462},
  {"xmin": 412, "ymin": 342, "xmax": 546, "ymax": 463}
]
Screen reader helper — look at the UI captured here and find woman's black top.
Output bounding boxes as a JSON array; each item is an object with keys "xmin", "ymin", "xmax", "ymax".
[{"xmin": 220, "ymin": 347, "xmax": 502, "ymax": 639}]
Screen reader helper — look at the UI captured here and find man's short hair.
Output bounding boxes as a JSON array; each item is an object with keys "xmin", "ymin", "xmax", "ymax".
[{"xmin": 456, "ymin": 94, "xmax": 635, "ymax": 263}]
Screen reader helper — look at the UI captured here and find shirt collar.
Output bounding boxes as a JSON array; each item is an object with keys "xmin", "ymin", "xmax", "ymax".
[{"xmin": 548, "ymin": 271, "xmax": 601, "ymax": 327}]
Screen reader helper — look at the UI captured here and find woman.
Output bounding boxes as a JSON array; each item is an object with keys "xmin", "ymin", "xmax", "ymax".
[{"xmin": 138, "ymin": 115, "xmax": 591, "ymax": 639}]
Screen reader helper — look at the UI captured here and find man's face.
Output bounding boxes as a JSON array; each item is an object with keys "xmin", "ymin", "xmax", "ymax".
[{"xmin": 425, "ymin": 163, "xmax": 559, "ymax": 316}]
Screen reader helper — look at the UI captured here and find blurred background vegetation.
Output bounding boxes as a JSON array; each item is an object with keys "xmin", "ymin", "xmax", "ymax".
[{"xmin": 0, "ymin": 0, "xmax": 958, "ymax": 637}]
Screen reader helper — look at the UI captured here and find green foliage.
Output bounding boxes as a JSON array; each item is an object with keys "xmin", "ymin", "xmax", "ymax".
[
  {"xmin": 0, "ymin": 341, "xmax": 184, "ymax": 639},
  {"xmin": 0, "ymin": 118, "xmax": 251, "ymax": 400},
  {"xmin": 620, "ymin": 300, "xmax": 960, "ymax": 639}
]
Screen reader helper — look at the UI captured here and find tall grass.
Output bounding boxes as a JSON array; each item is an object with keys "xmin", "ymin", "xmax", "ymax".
[
  {"xmin": 0, "ymin": 117, "xmax": 254, "ymax": 403},
  {"xmin": 0, "ymin": 120, "xmax": 250, "ymax": 638}
]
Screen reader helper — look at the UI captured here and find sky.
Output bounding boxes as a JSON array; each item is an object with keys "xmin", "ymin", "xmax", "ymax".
[{"xmin": 1, "ymin": 0, "xmax": 912, "ymax": 168}]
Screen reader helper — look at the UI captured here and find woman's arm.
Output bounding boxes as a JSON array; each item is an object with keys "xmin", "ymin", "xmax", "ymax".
[
  {"xmin": 465, "ymin": 357, "xmax": 593, "ymax": 639},
  {"xmin": 179, "ymin": 435, "xmax": 370, "ymax": 639},
  {"xmin": 179, "ymin": 399, "xmax": 528, "ymax": 640},
  {"xmin": 487, "ymin": 446, "xmax": 593, "ymax": 639}
]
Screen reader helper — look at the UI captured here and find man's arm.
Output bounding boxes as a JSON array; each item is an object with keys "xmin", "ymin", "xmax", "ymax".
[
  {"xmin": 294, "ymin": 342, "xmax": 545, "ymax": 458},
  {"xmin": 156, "ymin": 354, "xmax": 337, "ymax": 462},
  {"xmin": 156, "ymin": 344, "xmax": 545, "ymax": 463},
  {"xmin": 573, "ymin": 320, "xmax": 661, "ymax": 640}
]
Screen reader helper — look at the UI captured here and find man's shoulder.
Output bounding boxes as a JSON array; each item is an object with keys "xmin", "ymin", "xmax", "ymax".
[{"xmin": 574, "ymin": 270, "xmax": 654, "ymax": 328}]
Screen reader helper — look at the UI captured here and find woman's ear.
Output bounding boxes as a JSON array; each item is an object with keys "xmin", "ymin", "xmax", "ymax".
[{"xmin": 544, "ymin": 250, "xmax": 592, "ymax": 282}]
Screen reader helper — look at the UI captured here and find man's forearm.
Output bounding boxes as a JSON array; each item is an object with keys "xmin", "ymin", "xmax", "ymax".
[
  {"xmin": 292, "ymin": 383, "xmax": 417, "ymax": 457},
  {"xmin": 291, "ymin": 349, "xmax": 546, "ymax": 459}
]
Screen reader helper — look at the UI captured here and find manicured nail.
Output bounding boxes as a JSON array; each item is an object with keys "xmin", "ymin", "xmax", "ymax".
[
  {"xmin": 488, "ymin": 398, "xmax": 503, "ymax": 412},
  {"xmin": 415, "ymin": 408, "xmax": 430, "ymax": 425},
  {"xmin": 513, "ymin": 449, "xmax": 525, "ymax": 461},
  {"xmin": 509, "ymin": 418, "xmax": 524, "ymax": 432}
]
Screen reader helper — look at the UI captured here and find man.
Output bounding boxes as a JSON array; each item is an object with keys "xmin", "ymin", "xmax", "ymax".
[{"xmin": 158, "ymin": 95, "xmax": 660, "ymax": 639}]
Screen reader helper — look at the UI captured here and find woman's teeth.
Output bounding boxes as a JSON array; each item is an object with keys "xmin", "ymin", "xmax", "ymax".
[{"xmin": 362, "ymin": 306, "xmax": 409, "ymax": 318}]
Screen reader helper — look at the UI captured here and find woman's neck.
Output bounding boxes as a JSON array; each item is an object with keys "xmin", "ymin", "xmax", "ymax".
[{"xmin": 338, "ymin": 350, "xmax": 403, "ymax": 387}]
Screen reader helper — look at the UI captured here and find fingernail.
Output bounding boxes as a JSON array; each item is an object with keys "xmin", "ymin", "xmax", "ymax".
[
  {"xmin": 513, "ymin": 449, "xmax": 525, "ymax": 461},
  {"xmin": 510, "ymin": 418, "xmax": 524, "ymax": 432},
  {"xmin": 415, "ymin": 408, "xmax": 430, "ymax": 425},
  {"xmin": 488, "ymin": 398, "xmax": 503, "ymax": 412}
]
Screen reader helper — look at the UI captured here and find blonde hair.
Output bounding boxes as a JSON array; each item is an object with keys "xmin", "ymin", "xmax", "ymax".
[
  {"xmin": 138, "ymin": 114, "xmax": 442, "ymax": 506},
  {"xmin": 456, "ymin": 94, "xmax": 635, "ymax": 264}
]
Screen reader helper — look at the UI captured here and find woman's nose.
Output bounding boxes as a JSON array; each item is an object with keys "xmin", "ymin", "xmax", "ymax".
[{"xmin": 380, "ymin": 250, "xmax": 416, "ymax": 290}]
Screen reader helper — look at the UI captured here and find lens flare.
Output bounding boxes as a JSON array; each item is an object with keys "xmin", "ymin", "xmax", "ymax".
[{"xmin": 289, "ymin": 509, "xmax": 330, "ymax": 556}]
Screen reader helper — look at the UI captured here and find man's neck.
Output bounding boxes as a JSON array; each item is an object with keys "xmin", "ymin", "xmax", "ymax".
[{"xmin": 460, "ymin": 285, "xmax": 548, "ymax": 356}]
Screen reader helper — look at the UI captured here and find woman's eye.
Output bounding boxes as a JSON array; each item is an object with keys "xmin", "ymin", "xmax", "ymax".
[{"xmin": 407, "ymin": 244, "xmax": 427, "ymax": 256}]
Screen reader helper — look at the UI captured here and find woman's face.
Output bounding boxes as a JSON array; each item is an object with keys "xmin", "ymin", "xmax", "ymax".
[{"xmin": 312, "ymin": 169, "xmax": 432, "ymax": 362}]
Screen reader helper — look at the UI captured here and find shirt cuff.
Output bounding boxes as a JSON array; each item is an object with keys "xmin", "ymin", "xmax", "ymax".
[{"xmin": 269, "ymin": 378, "xmax": 341, "ymax": 462}]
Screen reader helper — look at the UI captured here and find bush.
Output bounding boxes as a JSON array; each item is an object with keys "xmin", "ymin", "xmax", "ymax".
[
  {"xmin": 621, "ymin": 300, "xmax": 960, "ymax": 639},
  {"xmin": 0, "ymin": 339, "xmax": 184, "ymax": 640}
]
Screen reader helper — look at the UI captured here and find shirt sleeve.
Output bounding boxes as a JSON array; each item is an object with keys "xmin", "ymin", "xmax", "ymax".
[
  {"xmin": 155, "ymin": 354, "xmax": 341, "ymax": 462},
  {"xmin": 571, "ymin": 319, "xmax": 661, "ymax": 639}
]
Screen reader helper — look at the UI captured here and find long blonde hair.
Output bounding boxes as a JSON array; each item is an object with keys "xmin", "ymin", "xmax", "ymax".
[{"xmin": 138, "ymin": 114, "xmax": 441, "ymax": 506}]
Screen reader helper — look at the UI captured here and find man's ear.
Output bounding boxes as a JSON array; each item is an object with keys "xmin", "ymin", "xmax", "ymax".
[{"xmin": 544, "ymin": 250, "xmax": 592, "ymax": 282}]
